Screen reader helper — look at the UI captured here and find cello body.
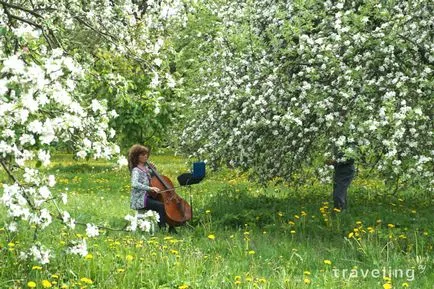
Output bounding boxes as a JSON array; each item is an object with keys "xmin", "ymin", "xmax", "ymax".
[{"xmin": 148, "ymin": 165, "xmax": 192, "ymax": 226}]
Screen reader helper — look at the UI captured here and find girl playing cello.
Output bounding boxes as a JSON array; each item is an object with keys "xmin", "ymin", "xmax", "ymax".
[{"xmin": 128, "ymin": 144, "xmax": 177, "ymax": 233}]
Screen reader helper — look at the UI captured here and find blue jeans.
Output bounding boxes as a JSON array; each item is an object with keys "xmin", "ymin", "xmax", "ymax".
[{"xmin": 333, "ymin": 163, "xmax": 355, "ymax": 210}]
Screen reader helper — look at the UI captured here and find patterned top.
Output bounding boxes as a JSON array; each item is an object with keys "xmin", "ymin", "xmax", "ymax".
[{"xmin": 130, "ymin": 166, "xmax": 152, "ymax": 210}]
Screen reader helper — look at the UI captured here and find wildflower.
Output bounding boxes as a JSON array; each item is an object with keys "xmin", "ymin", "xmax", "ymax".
[
  {"xmin": 27, "ymin": 281, "xmax": 37, "ymax": 288},
  {"xmin": 126, "ymin": 255, "xmax": 134, "ymax": 262},
  {"xmin": 348, "ymin": 232, "xmax": 354, "ymax": 238},
  {"xmin": 205, "ymin": 210, "xmax": 211, "ymax": 214},
  {"xmin": 51, "ymin": 274, "xmax": 59, "ymax": 279},
  {"xmin": 288, "ymin": 221, "xmax": 295, "ymax": 225},
  {"xmin": 41, "ymin": 279, "xmax": 52, "ymax": 288},
  {"xmin": 323, "ymin": 260, "xmax": 332, "ymax": 265},
  {"xmin": 333, "ymin": 208, "xmax": 341, "ymax": 213},
  {"xmin": 258, "ymin": 278, "xmax": 266, "ymax": 283},
  {"xmin": 304, "ymin": 278, "xmax": 311, "ymax": 284},
  {"xmin": 304, "ymin": 271, "xmax": 311, "ymax": 275},
  {"xmin": 248, "ymin": 250, "xmax": 255, "ymax": 255},
  {"xmin": 85, "ymin": 253, "xmax": 93, "ymax": 260},
  {"xmin": 383, "ymin": 283, "xmax": 392, "ymax": 289},
  {"xmin": 32, "ymin": 265, "xmax": 43, "ymax": 270},
  {"xmin": 178, "ymin": 285, "xmax": 189, "ymax": 289},
  {"xmin": 117, "ymin": 268, "xmax": 125, "ymax": 273},
  {"xmin": 290, "ymin": 230, "xmax": 296, "ymax": 234},
  {"xmin": 388, "ymin": 224, "xmax": 395, "ymax": 228},
  {"xmin": 278, "ymin": 212, "xmax": 284, "ymax": 217},
  {"xmin": 85, "ymin": 223, "xmax": 99, "ymax": 238},
  {"xmin": 207, "ymin": 234, "xmax": 216, "ymax": 240},
  {"xmin": 80, "ymin": 277, "xmax": 93, "ymax": 284},
  {"xmin": 402, "ymin": 282, "xmax": 409, "ymax": 287}
]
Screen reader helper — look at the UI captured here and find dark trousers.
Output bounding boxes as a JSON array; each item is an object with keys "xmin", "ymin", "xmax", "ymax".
[
  {"xmin": 144, "ymin": 197, "xmax": 167, "ymax": 228},
  {"xmin": 333, "ymin": 163, "xmax": 355, "ymax": 210}
]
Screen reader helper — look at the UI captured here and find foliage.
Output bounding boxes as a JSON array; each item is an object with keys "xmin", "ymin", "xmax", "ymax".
[{"xmin": 178, "ymin": 0, "xmax": 433, "ymax": 191}]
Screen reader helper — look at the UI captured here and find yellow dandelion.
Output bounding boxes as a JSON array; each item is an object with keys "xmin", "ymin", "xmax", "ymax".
[
  {"xmin": 51, "ymin": 274, "xmax": 59, "ymax": 279},
  {"xmin": 178, "ymin": 285, "xmax": 189, "ymax": 289},
  {"xmin": 32, "ymin": 265, "xmax": 43, "ymax": 270},
  {"xmin": 27, "ymin": 281, "xmax": 37, "ymax": 288},
  {"xmin": 41, "ymin": 280, "xmax": 52, "ymax": 288},
  {"xmin": 402, "ymin": 282, "xmax": 409, "ymax": 287},
  {"xmin": 80, "ymin": 277, "xmax": 93, "ymax": 284},
  {"xmin": 205, "ymin": 210, "xmax": 211, "ymax": 214},
  {"xmin": 85, "ymin": 253, "xmax": 93, "ymax": 260},
  {"xmin": 383, "ymin": 283, "xmax": 392, "ymax": 289},
  {"xmin": 258, "ymin": 278, "xmax": 266, "ymax": 283},
  {"xmin": 333, "ymin": 208, "xmax": 341, "ymax": 213},
  {"xmin": 388, "ymin": 224, "xmax": 395, "ymax": 228},
  {"xmin": 290, "ymin": 230, "xmax": 296, "ymax": 234},
  {"xmin": 207, "ymin": 234, "xmax": 216, "ymax": 240},
  {"xmin": 304, "ymin": 278, "xmax": 311, "ymax": 284},
  {"xmin": 234, "ymin": 276, "xmax": 241, "ymax": 280},
  {"xmin": 117, "ymin": 268, "xmax": 125, "ymax": 273},
  {"xmin": 235, "ymin": 280, "xmax": 241, "ymax": 285},
  {"xmin": 248, "ymin": 250, "xmax": 255, "ymax": 255},
  {"xmin": 126, "ymin": 255, "xmax": 134, "ymax": 262},
  {"xmin": 303, "ymin": 271, "xmax": 311, "ymax": 275},
  {"xmin": 323, "ymin": 259, "xmax": 332, "ymax": 265},
  {"xmin": 348, "ymin": 232, "xmax": 354, "ymax": 238}
]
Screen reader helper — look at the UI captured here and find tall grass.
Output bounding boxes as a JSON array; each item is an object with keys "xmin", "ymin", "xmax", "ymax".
[{"xmin": 0, "ymin": 154, "xmax": 432, "ymax": 288}]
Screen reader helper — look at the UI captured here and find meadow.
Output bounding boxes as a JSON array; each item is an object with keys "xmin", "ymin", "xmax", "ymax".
[{"xmin": 1, "ymin": 153, "xmax": 433, "ymax": 289}]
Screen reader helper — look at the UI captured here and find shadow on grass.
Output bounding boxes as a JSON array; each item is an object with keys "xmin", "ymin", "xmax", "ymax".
[{"xmin": 197, "ymin": 184, "xmax": 432, "ymax": 240}]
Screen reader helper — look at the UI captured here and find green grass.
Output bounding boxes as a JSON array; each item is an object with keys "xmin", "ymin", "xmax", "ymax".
[{"xmin": 0, "ymin": 154, "xmax": 433, "ymax": 289}]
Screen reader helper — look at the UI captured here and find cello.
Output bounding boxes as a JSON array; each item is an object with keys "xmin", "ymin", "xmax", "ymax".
[{"xmin": 146, "ymin": 162, "xmax": 192, "ymax": 226}]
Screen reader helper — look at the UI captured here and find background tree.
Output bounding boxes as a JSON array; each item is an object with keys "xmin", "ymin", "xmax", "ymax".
[{"xmin": 178, "ymin": 0, "xmax": 433, "ymax": 192}]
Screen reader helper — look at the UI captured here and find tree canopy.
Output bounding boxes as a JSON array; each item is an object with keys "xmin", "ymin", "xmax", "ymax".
[{"xmin": 178, "ymin": 0, "xmax": 433, "ymax": 191}]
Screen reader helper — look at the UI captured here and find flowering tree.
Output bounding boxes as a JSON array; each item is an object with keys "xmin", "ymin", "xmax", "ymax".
[
  {"xmin": 0, "ymin": 0, "xmax": 183, "ymax": 264},
  {"xmin": 179, "ymin": 0, "xmax": 433, "ymax": 191}
]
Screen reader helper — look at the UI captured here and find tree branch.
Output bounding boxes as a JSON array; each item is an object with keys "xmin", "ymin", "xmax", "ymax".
[{"xmin": 0, "ymin": 0, "xmax": 43, "ymax": 18}]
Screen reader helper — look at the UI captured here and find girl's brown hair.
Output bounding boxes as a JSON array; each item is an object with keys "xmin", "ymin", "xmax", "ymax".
[{"xmin": 127, "ymin": 144, "xmax": 150, "ymax": 172}]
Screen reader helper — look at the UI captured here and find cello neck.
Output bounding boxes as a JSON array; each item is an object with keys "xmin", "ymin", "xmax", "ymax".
[{"xmin": 146, "ymin": 161, "xmax": 170, "ymax": 189}]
